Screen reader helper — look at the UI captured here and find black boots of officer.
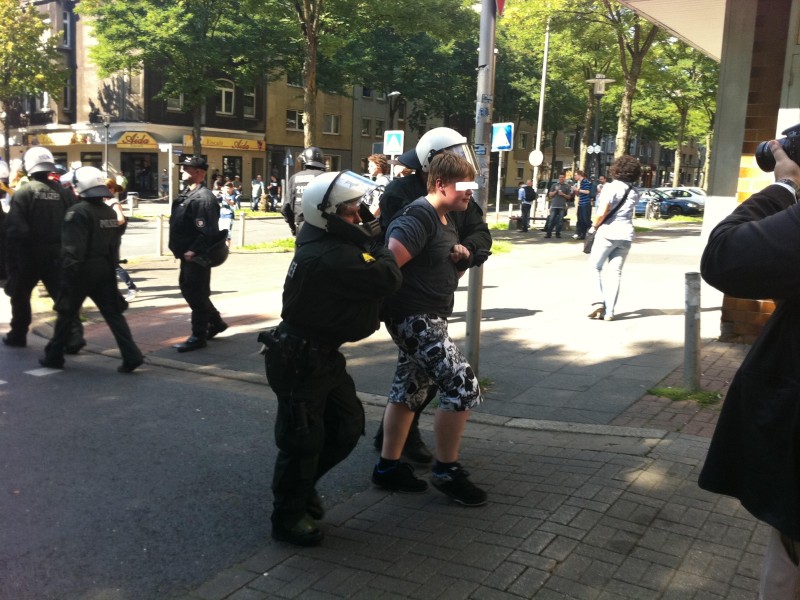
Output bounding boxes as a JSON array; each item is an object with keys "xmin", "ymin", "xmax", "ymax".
[
  {"xmin": 373, "ymin": 409, "xmax": 434, "ymax": 463},
  {"xmin": 173, "ymin": 317, "xmax": 228, "ymax": 353}
]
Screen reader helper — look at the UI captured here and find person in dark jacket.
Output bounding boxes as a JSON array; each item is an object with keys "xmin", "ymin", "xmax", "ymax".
[
  {"xmin": 281, "ymin": 146, "xmax": 326, "ymax": 236},
  {"xmin": 373, "ymin": 127, "xmax": 492, "ymax": 463},
  {"xmin": 169, "ymin": 155, "xmax": 227, "ymax": 353},
  {"xmin": 699, "ymin": 139, "xmax": 800, "ymax": 598},
  {"xmin": 265, "ymin": 170, "xmax": 402, "ymax": 546},
  {"xmin": 3, "ymin": 147, "xmax": 84, "ymax": 351},
  {"xmin": 38, "ymin": 167, "xmax": 143, "ymax": 373}
]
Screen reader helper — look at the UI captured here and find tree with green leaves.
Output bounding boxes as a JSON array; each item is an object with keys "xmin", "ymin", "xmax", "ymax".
[
  {"xmin": 77, "ymin": 0, "xmax": 292, "ymax": 155},
  {"xmin": 0, "ymin": 0, "xmax": 67, "ymax": 160}
]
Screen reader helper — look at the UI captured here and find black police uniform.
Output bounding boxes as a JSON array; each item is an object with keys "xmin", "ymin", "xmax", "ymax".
[
  {"xmin": 265, "ymin": 223, "xmax": 402, "ymax": 543},
  {"xmin": 373, "ymin": 171, "xmax": 493, "ymax": 454},
  {"xmin": 41, "ymin": 197, "xmax": 142, "ymax": 370},
  {"xmin": 168, "ymin": 182, "xmax": 225, "ymax": 341},
  {"xmin": 282, "ymin": 168, "xmax": 325, "ymax": 236},
  {"xmin": 3, "ymin": 175, "xmax": 84, "ymax": 348}
]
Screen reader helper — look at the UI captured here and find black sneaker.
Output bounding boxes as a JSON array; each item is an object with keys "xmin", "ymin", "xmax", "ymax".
[
  {"xmin": 372, "ymin": 462, "xmax": 428, "ymax": 493},
  {"xmin": 431, "ymin": 464, "xmax": 488, "ymax": 506}
]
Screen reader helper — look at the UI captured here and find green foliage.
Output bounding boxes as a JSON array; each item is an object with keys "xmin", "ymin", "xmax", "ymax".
[
  {"xmin": 648, "ymin": 386, "xmax": 721, "ymax": 407},
  {"xmin": 0, "ymin": 0, "xmax": 67, "ymax": 155}
]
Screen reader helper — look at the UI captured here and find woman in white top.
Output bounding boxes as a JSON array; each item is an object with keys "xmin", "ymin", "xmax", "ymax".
[{"xmin": 587, "ymin": 155, "xmax": 642, "ymax": 321}]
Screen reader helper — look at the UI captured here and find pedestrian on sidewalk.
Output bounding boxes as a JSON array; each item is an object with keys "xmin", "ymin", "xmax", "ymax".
[
  {"xmin": 586, "ymin": 155, "xmax": 641, "ymax": 321},
  {"xmin": 373, "ymin": 152, "xmax": 488, "ymax": 507},
  {"xmin": 3, "ymin": 147, "xmax": 85, "ymax": 351},
  {"xmin": 518, "ymin": 180, "xmax": 535, "ymax": 232},
  {"xmin": 105, "ymin": 178, "xmax": 138, "ymax": 301},
  {"xmin": 39, "ymin": 167, "xmax": 143, "ymax": 373},
  {"xmin": 699, "ymin": 139, "xmax": 800, "ymax": 599},
  {"xmin": 168, "ymin": 155, "xmax": 228, "ymax": 353},
  {"xmin": 373, "ymin": 126, "xmax": 491, "ymax": 464},
  {"xmin": 545, "ymin": 174, "xmax": 570, "ymax": 238},
  {"xmin": 572, "ymin": 170, "xmax": 592, "ymax": 240},
  {"xmin": 264, "ymin": 171, "xmax": 401, "ymax": 547}
]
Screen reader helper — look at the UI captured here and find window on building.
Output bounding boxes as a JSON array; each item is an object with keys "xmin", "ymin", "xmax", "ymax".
[
  {"xmin": 328, "ymin": 155, "xmax": 341, "ymax": 171},
  {"xmin": 286, "ymin": 109, "xmax": 303, "ymax": 131},
  {"xmin": 216, "ymin": 79, "xmax": 235, "ymax": 115},
  {"xmin": 375, "ymin": 119, "xmax": 385, "ymax": 138},
  {"xmin": 167, "ymin": 94, "xmax": 185, "ymax": 112},
  {"xmin": 62, "ymin": 85, "xmax": 72, "ymax": 111},
  {"xmin": 361, "ymin": 118, "xmax": 371, "ymax": 137},
  {"xmin": 81, "ymin": 152, "xmax": 103, "ymax": 169},
  {"xmin": 564, "ymin": 133, "xmax": 575, "ymax": 149},
  {"xmin": 222, "ymin": 156, "xmax": 242, "ymax": 181},
  {"xmin": 362, "ymin": 87, "xmax": 372, "ymax": 98},
  {"xmin": 243, "ymin": 87, "xmax": 256, "ymax": 118},
  {"xmin": 287, "ymin": 70, "xmax": 303, "ymax": 87},
  {"xmin": 62, "ymin": 10, "xmax": 71, "ymax": 47},
  {"xmin": 516, "ymin": 163, "xmax": 524, "ymax": 179},
  {"xmin": 34, "ymin": 93, "xmax": 49, "ymax": 112},
  {"xmin": 519, "ymin": 132, "xmax": 529, "ymax": 149},
  {"xmin": 323, "ymin": 114, "xmax": 340, "ymax": 135},
  {"xmin": 375, "ymin": 91, "xmax": 387, "ymax": 101}
]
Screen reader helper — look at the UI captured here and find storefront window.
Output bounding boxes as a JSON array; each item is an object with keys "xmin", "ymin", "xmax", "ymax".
[
  {"xmin": 222, "ymin": 156, "xmax": 242, "ymax": 181},
  {"xmin": 81, "ymin": 152, "xmax": 102, "ymax": 169}
]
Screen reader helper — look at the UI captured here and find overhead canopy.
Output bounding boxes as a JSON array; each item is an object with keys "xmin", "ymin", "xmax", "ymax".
[{"xmin": 617, "ymin": 0, "xmax": 726, "ymax": 61}]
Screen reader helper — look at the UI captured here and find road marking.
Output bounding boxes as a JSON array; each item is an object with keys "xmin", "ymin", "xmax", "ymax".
[{"xmin": 26, "ymin": 368, "xmax": 62, "ymax": 377}]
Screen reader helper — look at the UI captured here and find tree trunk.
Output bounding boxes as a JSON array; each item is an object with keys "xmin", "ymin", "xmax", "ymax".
[
  {"xmin": 672, "ymin": 107, "xmax": 687, "ymax": 187},
  {"xmin": 298, "ymin": 0, "xmax": 320, "ymax": 149}
]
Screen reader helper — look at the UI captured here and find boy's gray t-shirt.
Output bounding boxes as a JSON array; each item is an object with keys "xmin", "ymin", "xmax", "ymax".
[{"xmin": 384, "ymin": 198, "xmax": 460, "ymax": 319}]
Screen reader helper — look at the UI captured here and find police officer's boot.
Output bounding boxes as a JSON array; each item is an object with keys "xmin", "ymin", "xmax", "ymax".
[
  {"xmin": 173, "ymin": 336, "xmax": 207, "ymax": 353},
  {"xmin": 271, "ymin": 514, "xmax": 323, "ymax": 547}
]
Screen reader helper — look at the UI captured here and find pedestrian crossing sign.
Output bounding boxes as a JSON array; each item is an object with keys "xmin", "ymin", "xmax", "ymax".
[
  {"xmin": 491, "ymin": 123, "xmax": 514, "ymax": 152},
  {"xmin": 383, "ymin": 130, "xmax": 404, "ymax": 155}
]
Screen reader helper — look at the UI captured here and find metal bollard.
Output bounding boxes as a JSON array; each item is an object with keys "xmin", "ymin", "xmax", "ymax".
[
  {"xmin": 238, "ymin": 212, "xmax": 246, "ymax": 248},
  {"xmin": 684, "ymin": 272, "xmax": 701, "ymax": 391},
  {"xmin": 157, "ymin": 214, "xmax": 165, "ymax": 256}
]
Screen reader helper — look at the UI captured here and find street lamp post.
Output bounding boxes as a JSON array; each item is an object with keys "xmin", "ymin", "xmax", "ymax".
[
  {"xmin": 101, "ymin": 114, "xmax": 111, "ymax": 176},
  {"xmin": 283, "ymin": 148, "xmax": 293, "ymax": 206},
  {"xmin": 585, "ymin": 74, "xmax": 614, "ymax": 178},
  {"xmin": 387, "ymin": 90, "xmax": 401, "ymax": 130}
]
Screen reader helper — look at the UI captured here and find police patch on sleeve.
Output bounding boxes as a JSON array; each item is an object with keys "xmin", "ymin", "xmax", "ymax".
[
  {"xmin": 361, "ymin": 252, "xmax": 376, "ymax": 263},
  {"xmin": 195, "ymin": 218, "xmax": 205, "ymax": 228}
]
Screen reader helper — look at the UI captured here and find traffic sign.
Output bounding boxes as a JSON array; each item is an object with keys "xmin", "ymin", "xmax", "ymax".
[
  {"xmin": 383, "ymin": 130, "xmax": 404, "ymax": 155},
  {"xmin": 491, "ymin": 122, "xmax": 514, "ymax": 152},
  {"xmin": 496, "ymin": 0, "xmax": 505, "ymax": 16}
]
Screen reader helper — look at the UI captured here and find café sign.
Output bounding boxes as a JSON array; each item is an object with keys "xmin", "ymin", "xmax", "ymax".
[
  {"xmin": 183, "ymin": 135, "xmax": 265, "ymax": 151},
  {"xmin": 117, "ymin": 131, "xmax": 159, "ymax": 149}
]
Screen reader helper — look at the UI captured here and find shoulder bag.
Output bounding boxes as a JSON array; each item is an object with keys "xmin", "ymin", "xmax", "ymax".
[{"xmin": 583, "ymin": 184, "xmax": 632, "ymax": 254}]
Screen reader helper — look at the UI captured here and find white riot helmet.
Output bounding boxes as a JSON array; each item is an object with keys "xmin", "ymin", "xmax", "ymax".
[
  {"xmin": 400, "ymin": 127, "xmax": 480, "ymax": 173},
  {"xmin": 302, "ymin": 171, "xmax": 376, "ymax": 229},
  {"xmin": 72, "ymin": 166, "xmax": 112, "ymax": 198},
  {"xmin": 23, "ymin": 147, "xmax": 56, "ymax": 175}
]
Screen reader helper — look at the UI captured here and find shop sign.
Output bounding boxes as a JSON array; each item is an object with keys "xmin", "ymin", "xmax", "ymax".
[
  {"xmin": 27, "ymin": 131, "xmax": 85, "ymax": 146},
  {"xmin": 117, "ymin": 131, "xmax": 159, "ymax": 149},
  {"xmin": 183, "ymin": 135, "xmax": 265, "ymax": 152}
]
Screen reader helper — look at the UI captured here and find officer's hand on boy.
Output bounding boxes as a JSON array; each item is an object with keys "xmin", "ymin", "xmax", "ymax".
[{"xmin": 450, "ymin": 244, "xmax": 470, "ymax": 265}]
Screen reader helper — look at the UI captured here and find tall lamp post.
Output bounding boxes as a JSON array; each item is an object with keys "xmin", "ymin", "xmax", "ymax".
[
  {"xmin": 387, "ymin": 90, "xmax": 401, "ymax": 130},
  {"xmin": 585, "ymin": 74, "xmax": 614, "ymax": 178},
  {"xmin": 101, "ymin": 114, "xmax": 111, "ymax": 176}
]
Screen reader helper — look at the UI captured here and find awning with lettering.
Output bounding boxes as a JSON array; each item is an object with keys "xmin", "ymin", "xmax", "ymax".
[
  {"xmin": 183, "ymin": 135, "xmax": 265, "ymax": 152},
  {"xmin": 117, "ymin": 131, "xmax": 159, "ymax": 149}
]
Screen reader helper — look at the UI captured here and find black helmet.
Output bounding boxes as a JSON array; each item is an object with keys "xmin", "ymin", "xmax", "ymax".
[
  {"xmin": 299, "ymin": 146, "xmax": 325, "ymax": 170},
  {"xmin": 192, "ymin": 230, "xmax": 229, "ymax": 268}
]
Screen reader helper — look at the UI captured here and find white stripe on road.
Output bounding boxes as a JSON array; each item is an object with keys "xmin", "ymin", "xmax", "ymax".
[{"xmin": 25, "ymin": 368, "xmax": 62, "ymax": 377}]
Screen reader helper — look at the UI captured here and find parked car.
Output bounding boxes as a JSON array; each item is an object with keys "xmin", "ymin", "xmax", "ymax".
[
  {"xmin": 634, "ymin": 188, "xmax": 669, "ymax": 218},
  {"xmin": 655, "ymin": 187, "xmax": 706, "ymax": 207},
  {"xmin": 659, "ymin": 196, "xmax": 704, "ymax": 218}
]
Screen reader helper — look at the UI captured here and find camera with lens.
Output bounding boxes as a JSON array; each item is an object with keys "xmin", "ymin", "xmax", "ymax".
[{"xmin": 755, "ymin": 123, "xmax": 800, "ymax": 172}]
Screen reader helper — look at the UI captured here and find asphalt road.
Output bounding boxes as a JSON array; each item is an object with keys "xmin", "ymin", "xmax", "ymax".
[{"xmin": 0, "ymin": 337, "xmax": 378, "ymax": 600}]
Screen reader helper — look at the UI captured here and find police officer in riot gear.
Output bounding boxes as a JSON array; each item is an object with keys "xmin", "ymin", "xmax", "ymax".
[
  {"xmin": 169, "ymin": 155, "xmax": 228, "ymax": 352},
  {"xmin": 3, "ymin": 147, "xmax": 85, "ymax": 351},
  {"xmin": 265, "ymin": 170, "xmax": 402, "ymax": 546},
  {"xmin": 374, "ymin": 127, "xmax": 493, "ymax": 463},
  {"xmin": 281, "ymin": 146, "xmax": 326, "ymax": 236},
  {"xmin": 39, "ymin": 167, "xmax": 143, "ymax": 372}
]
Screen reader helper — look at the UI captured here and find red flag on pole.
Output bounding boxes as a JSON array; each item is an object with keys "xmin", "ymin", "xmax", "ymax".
[{"xmin": 496, "ymin": 0, "xmax": 505, "ymax": 15}]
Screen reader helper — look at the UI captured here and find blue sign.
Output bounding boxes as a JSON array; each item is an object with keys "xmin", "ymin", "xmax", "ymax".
[
  {"xmin": 491, "ymin": 122, "xmax": 514, "ymax": 152},
  {"xmin": 383, "ymin": 130, "xmax": 404, "ymax": 155}
]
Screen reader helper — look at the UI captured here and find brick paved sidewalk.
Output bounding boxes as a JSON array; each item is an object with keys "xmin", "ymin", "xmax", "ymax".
[{"xmin": 611, "ymin": 340, "xmax": 750, "ymax": 438}]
